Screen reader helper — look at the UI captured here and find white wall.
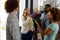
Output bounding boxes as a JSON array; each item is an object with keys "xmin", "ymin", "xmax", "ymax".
[
  {"xmin": 33, "ymin": 0, "xmax": 38, "ymax": 9},
  {"xmin": 19, "ymin": 0, "xmax": 25, "ymax": 26},
  {"xmin": 28, "ymin": 0, "xmax": 39, "ymax": 10},
  {"xmin": 56, "ymin": 0, "xmax": 60, "ymax": 9},
  {"xmin": 0, "ymin": 0, "xmax": 7, "ymax": 40},
  {"xmin": 28, "ymin": 0, "xmax": 30, "ymax": 9}
]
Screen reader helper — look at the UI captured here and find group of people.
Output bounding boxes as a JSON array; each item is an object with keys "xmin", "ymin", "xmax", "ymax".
[
  {"xmin": 5, "ymin": 0, "xmax": 60, "ymax": 40},
  {"xmin": 21, "ymin": 4, "xmax": 60, "ymax": 40}
]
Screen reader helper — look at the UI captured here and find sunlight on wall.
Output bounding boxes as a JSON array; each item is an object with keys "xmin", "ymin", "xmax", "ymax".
[
  {"xmin": 19, "ymin": 0, "xmax": 25, "ymax": 26},
  {"xmin": 0, "ymin": 0, "xmax": 8, "ymax": 40}
]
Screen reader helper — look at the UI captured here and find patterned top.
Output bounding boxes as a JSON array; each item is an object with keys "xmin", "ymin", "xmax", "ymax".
[{"xmin": 6, "ymin": 12, "xmax": 20, "ymax": 40}]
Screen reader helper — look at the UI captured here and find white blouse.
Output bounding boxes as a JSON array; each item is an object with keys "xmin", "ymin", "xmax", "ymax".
[{"xmin": 21, "ymin": 16, "xmax": 34, "ymax": 34}]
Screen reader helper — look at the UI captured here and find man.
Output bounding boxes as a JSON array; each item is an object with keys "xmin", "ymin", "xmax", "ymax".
[
  {"xmin": 40, "ymin": 4, "xmax": 51, "ymax": 30},
  {"xmin": 40, "ymin": 4, "xmax": 51, "ymax": 40}
]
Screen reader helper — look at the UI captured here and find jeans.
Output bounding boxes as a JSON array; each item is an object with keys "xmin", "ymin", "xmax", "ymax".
[{"xmin": 21, "ymin": 31, "xmax": 33, "ymax": 40}]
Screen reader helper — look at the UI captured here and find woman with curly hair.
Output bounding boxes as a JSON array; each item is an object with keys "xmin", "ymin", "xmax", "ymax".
[{"xmin": 35, "ymin": 7, "xmax": 60, "ymax": 40}]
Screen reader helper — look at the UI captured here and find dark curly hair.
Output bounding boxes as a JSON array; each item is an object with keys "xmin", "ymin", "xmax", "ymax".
[
  {"xmin": 44, "ymin": 4, "xmax": 51, "ymax": 13},
  {"xmin": 5, "ymin": 0, "xmax": 19, "ymax": 13},
  {"xmin": 48, "ymin": 7, "xmax": 60, "ymax": 21}
]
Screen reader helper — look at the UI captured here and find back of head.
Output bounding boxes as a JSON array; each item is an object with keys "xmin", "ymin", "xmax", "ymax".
[
  {"xmin": 44, "ymin": 4, "xmax": 51, "ymax": 13},
  {"xmin": 5, "ymin": 0, "xmax": 19, "ymax": 13},
  {"xmin": 45, "ymin": 4, "xmax": 51, "ymax": 7}
]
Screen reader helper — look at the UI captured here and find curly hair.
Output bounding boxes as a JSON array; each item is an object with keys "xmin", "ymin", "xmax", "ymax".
[
  {"xmin": 48, "ymin": 7, "xmax": 60, "ymax": 21},
  {"xmin": 5, "ymin": 0, "xmax": 19, "ymax": 13}
]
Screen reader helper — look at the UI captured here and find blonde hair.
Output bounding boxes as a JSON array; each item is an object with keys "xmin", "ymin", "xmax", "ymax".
[
  {"xmin": 34, "ymin": 8, "xmax": 40, "ymax": 13},
  {"xmin": 22, "ymin": 8, "xmax": 27, "ymax": 20}
]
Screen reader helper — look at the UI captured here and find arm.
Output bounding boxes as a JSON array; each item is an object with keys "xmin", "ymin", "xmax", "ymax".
[
  {"xmin": 11, "ymin": 17, "xmax": 20, "ymax": 40},
  {"xmin": 41, "ymin": 28, "xmax": 52, "ymax": 36},
  {"xmin": 35, "ymin": 20, "xmax": 52, "ymax": 36},
  {"xmin": 6, "ymin": 19, "xmax": 13, "ymax": 40}
]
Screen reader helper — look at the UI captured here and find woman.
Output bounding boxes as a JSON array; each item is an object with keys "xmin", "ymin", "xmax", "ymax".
[
  {"xmin": 21, "ymin": 8, "xmax": 34, "ymax": 40},
  {"xmin": 35, "ymin": 7, "xmax": 60, "ymax": 40},
  {"xmin": 5, "ymin": 0, "xmax": 20, "ymax": 40}
]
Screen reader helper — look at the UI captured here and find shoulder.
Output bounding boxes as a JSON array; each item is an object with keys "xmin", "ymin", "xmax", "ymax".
[
  {"xmin": 48, "ymin": 23, "xmax": 59, "ymax": 31},
  {"xmin": 49, "ymin": 23, "xmax": 59, "ymax": 27}
]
